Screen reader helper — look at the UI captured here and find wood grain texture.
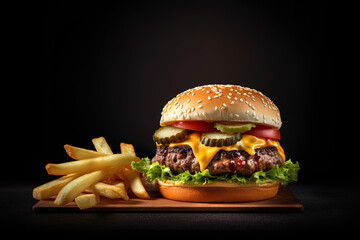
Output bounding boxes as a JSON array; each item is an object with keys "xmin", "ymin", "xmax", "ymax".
[{"xmin": 33, "ymin": 186, "xmax": 303, "ymax": 212}]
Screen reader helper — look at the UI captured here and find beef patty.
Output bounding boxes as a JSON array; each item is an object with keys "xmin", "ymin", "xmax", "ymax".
[{"xmin": 152, "ymin": 145, "xmax": 283, "ymax": 176}]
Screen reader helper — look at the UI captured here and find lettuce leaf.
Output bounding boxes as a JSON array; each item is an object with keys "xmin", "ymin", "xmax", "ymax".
[{"xmin": 131, "ymin": 157, "xmax": 300, "ymax": 186}]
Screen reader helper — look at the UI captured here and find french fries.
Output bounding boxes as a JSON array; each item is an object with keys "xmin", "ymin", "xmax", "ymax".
[
  {"xmin": 33, "ymin": 136, "xmax": 150, "ymax": 210},
  {"xmin": 75, "ymin": 194, "xmax": 100, "ymax": 210},
  {"xmin": 124, "ymin": 169, "xmax": 150, "ymax": 199},
  {"xmin": 54, "ymin": 168, "xmax": 110, "ymax": 205},
  {"xmin": 33, "ymin": 173, "xmax": 83, "ymax": 200},
  {"xmin": 120, "ymin": 143, "xmax": 136, "ymax": 156},
  {"xmin": 64, "ymin": 145, "xmax": 105, "ymax": 160},
  {"xmin": 46, "ymin": 154, "xmax": 139, "ymax": 176},
  {"xmin": 92, "ymin": 137, "xmax": 113, "ymax": 154},
  {"xmin": 86, "ymin": 182, "xmax": 129, "ymax": 200},
  {"xmin": 120, "ymin": 142, "xmax": 150, "ymax": 199}
]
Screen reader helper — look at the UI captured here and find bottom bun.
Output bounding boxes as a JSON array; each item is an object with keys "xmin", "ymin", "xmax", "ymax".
[{"xmin": 157, "ymin": 181, "xmax": 279, "ymax": 203}]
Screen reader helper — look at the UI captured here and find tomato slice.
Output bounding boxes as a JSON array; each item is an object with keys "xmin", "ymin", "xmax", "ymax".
[
  {"xmin": 243, "ymin": 125, "xmax": 281, "ymax": 139},
  {"xmin": 172, "ymin": 121, "xmax": 216, "ymax": 132}
]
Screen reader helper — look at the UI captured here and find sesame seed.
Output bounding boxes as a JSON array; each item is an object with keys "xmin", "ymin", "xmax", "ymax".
[
  {"xmin": 206, "ymin": 90, "xmax": 210, "ymax": 94},
  {"xmin": 208, "ymin": 96, "xmax": 212, "ymax": 100},
  {"xmin": 239, "ymin": 98, "xmax": 243, "ymax": 102},
  {"xmin": 215, "ymin": 106, "xmax": 218, "ymax": 110},
  {"xmin": 228, "ymin": 93, "xmax": 232, "ymax": 96},
  {"xmin": 198, "ymin": 105, "xmax": 203, "ymax": 109},
  {"xmin": 214, "ymin": 95, "xmax": 219, "ymax": 99},
  {"xmin": 187, "ymin": 99, "xmax": 191, "ymax": 103},
  {"xmin": 191, "ymin": 107, "xmax": 195, "ymax": 112},
  {"xmin": 197, "ymin": 99, "xmax": 202, "ymax": 103},
  {"xmin": 230, "ymin": 101, "xmax": 234, "ymax": 105},
  {"xmin": 223, "ymin": 103, "xmax": 227, "ymax": 107},
  {"xmin": 227, "ymin": 96, "xmax": 231, "ymax": 99}
]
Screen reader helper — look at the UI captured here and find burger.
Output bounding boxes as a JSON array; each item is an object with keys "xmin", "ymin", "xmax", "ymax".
[{"xmin": 132, "ymin": 84, "xmax": 299, "ymax": 202}]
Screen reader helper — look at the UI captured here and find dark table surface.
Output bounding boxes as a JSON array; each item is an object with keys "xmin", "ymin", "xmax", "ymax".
[{"xmin": 1, "ymin": 182, "xmax": 358, "ymax": 236}]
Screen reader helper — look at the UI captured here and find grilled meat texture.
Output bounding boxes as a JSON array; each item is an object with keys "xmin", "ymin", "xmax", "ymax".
[{"xmin": 152, "ymin": 145, "xmax": 283, "ymax": 176}]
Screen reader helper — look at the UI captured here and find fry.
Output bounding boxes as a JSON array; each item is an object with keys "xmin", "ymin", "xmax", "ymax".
[
  {"xmin": 86, "ymin": 182, "xmax": 129, "ymax": 200},
  {"xmin": 114, "ymin": 182, "xmax": 130, "ymax": 200},
  {"xmin": 120, "ymin": 143, "xmax": 136, "ymax": 156},
  {"xmin": 33, "ymin": 173, "xmax": 82, "ymax": 200},
  {"xmin": 64, "ymin": 144, "xmax": 105, "ymax": 160},
  {"xmin": 34, "ymin": 137, "xmax": 148, "ymax": 210},
  {"xmin": 120, "ymin": 142, "xmax": 149, "ymax": 199},
  {"xmin": 46, "ymin": 154, "xmax": 139, "ymax": 175},
  {"xmin": 124, "ymin": 169, "xmax": 150, "ymax": 199},
  {"xmin": 54, "ymin": 169, "xmax": 109, "ymax": 205},
  {"xmin": 92, "ymin": 137, "xmax": 113, "ymax": 154},
  {"xmin": 75, "ymin": 194, "xmax": 100, "ymax": 210}
]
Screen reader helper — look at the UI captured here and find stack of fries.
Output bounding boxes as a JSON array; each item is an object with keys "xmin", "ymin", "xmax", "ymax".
[{"xmin": 33, "ymin": 137, "xmax": 150, "ymax": 209}]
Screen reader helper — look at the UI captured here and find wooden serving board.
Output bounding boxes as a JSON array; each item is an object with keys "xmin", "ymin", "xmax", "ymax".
[{"xmin": 33, "ymin": 186, "xmax": 303, "ymax": 212}]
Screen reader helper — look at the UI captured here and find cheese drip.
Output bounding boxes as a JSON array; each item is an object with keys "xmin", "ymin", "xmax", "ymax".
[{"xmin": 168, "ymin": 132, "xmax": 285, "ymax": 172}]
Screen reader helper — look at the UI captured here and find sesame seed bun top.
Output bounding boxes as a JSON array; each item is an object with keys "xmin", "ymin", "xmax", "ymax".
[{"xmin": 160, "ymin": 84, "xmax": 282, "ymax": 129}]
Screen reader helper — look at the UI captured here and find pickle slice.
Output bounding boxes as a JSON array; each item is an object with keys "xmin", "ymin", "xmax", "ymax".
[
  {"xmin": 153, "ymin": 126, "xmax": 191, "ymax": 144},
  {"xmin": 214, "ymin": 122, "xmax": 256, "ymax": 134},
  {"xmin": 200, "ymin": 132, "xmax": 242, "ymax": 147}
]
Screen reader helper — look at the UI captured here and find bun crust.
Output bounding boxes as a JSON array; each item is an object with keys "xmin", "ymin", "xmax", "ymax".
[
  {"xmin": 160, "ymin": 84, "xmax": 282, "ymax": 129},
  {"xmin": 157, "ymin": 181, "xmax": 279, "ymax": 203}
]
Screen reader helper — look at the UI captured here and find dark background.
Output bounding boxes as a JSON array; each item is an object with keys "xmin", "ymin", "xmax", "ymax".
[
  {"xmin": 2, "ymin": 0, "xmax": 358, "ymax": 235},
  {"xmin": 27, "ymin": 0, "xmax": 351, "ymax": 185}
]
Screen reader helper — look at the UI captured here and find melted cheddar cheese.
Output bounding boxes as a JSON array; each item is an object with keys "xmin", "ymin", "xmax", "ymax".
[{"xmin": 168, "ymin": 132, "xmax": 285, "ymax": 171}]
